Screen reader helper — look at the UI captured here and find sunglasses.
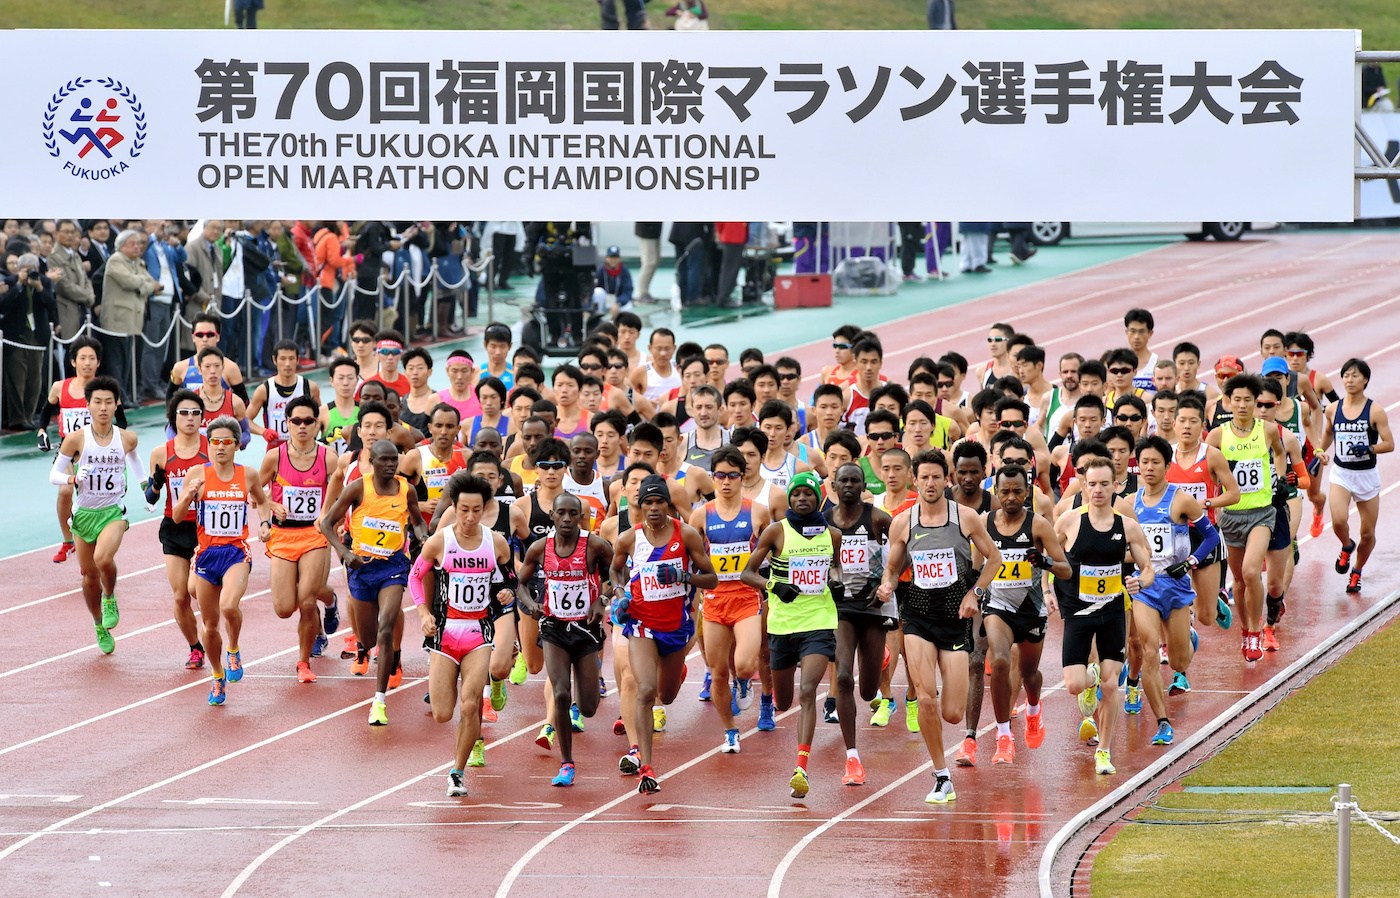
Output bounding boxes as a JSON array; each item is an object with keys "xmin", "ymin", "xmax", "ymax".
[
  {"xmin": 779, "ymin": 372, "xmax": 800, "ymax": 381},
  {"xmin": 350, "ymin": 336, "xmax": 374, "ymax": 344},
  {"xmin": 608, "ymin": 362, "xmax": 628, "ymax": 370},
  {"xmin": 1285, "ymin": 350, "xmax": 1308, "ymax": 357},
  {"xmin": 1108, "ymin": 367, "xmax": 1134, "ymax": 376},
  {"xmin": 535, "ymin": 460, "xmax": 568, "ymax": 471},
  {"xmin": 377, "ymin": 348, "xmax": 402, "ymax": 356},
  {"xmin": 1256, "ymin": 401, "xmax": 1278, "ymax": 410},
  {"xmin": 1001, "ymin": 457, "xmax": 1031, "ymax": 467},
  {"xmin": 578, "ymin": 363, "xmax": 602, "ymax": 371},
  {"xmin": 287, "ymin": 416, "xmax": 317, "ymax": 427},
  {"xmin": 175, "ymin": 407, "xmax": 202, "ymax": 417},
  {"xmin": 999, "ymin": 420, "xmax": 1027, "ymax": 429},
  {"xmin": 712, "ymin": 470, "xmax": 743, "ymax": 481},
  {"xmin": 987, "ymin": 336, "xmax": 1007, "ymax": 343},
  {"xmin": 1115, "ymin": 413, "xmax": 1145, "ymax": 422},
  {"xmin": 832, "ymin": 342, "xmax": 852, "ymax": 351},
  {"xmin": 936, "ymin": 380, "xmax": 954, "ymax": 389},
  {"xmin": 867, "ymin": 431, "xmax": 897, "ymax": 441},
  {"xmin": 192, "ymin": 330, "xmax": 219, "ymax": 339},
  {"xmin": 209, "ymin": 437, "xmax": 237, "ymax": 447},
  {"xmin": 705, "ymin": 358, "xmax": 727, "ymax": 368}
]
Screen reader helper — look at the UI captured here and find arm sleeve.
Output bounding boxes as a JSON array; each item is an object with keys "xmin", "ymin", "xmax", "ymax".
[
  {"xmin": 34, "ymin": 399, "xmax": 59, "ymax": 431},
  {"xmin": 125, "ymin": 446, "xmax": 147, "ymax": 487},
  {"xmin": 408, "ymin": 554, "xmax": 432, "ymax": 607},
  {"xmin": 232, "ymin": 381, "xmax": 250, "ymax": 404},
  {"xmin": 50, "ymin": 453, "xmax": 74, "ymax": 487},
  {"xmin": 115, "ymin": 405, "xmax": 129, "ymax": 429},
  {"xmin": 1188, "ymin": 513, "xmax": 1220, "ymax": 566},
  {"xmin": 1292, "ymin": 461, "xmax": 1311, "ymax": 491}
]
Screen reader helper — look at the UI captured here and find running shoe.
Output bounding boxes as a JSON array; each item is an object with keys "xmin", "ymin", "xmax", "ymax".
[
  {"xmin": 638, "ymin": 765, "xmax": 660, "ymax": 794},
  {"xmin": 1159, "ymin": 643, "xmax": 1169, "ymax": 665},
  {"xmin": 1077, "ymin": 664, "xmax": 1101, "ymax": 718},
  {"xmin": 536, "ymin": 724, "xmax": 556, "ymax": 749},
  {"xmin": 1024, "ymin": 710, "xmax": 1046, "ymax": 749},
  {"xmin": 509, "ymin": 652, "xmax": 528, "ymax": 685},
  {"xmin": 1094, "ymin": 749, "xmax": 1116, "ymax": 775},
  {"xmin": 1169, "ymin": 672, "xmax": 1191, "ymax": 695},
  {"xmin": 823, "ymin": 696, "xmax": 838, "ymax": 724},
  {"xmin": 1216, "ymin": 592, "xmax": 1233, "ymax": 630},
  {"xmin": 368, "ymin": 700, "xmax": 388, "ymax": 726},
  {"xmin": 490, "ymin": 677, "xmax": 508, "ymax": 711},
  {"xmin": 599, "ymin": 675, "xmax": 607, "ymax": 698},
  {"xmin": 53, "ymin": 541, "xmax": 74, "ymax": 563},
  {"xmin": 447, "ymin": 770, "xmax": 468, "ymax": 797},
  {"xmin": 789, "ymin": 767, "xmax": 810, "ymax": 799},
  {"xmin": 208, "ymin": 677, "xmax": 226, "ymax": 706},
  {"xmin": 737, "ymin": 677, "xmax": 753, "ymax": 710},
  {"xmin": 467, "ymin": 739, "xmax": 486, "ymax": 768},
  {"xmin": 1266, "ymin": 594, "xmax": 1287, "ymax": 627},
  {"xmin": 871, "ymin": 698, "xmax": 894, "ymax": 727},
  {"xmin": 1347, "ymin": 572, "xmax": 1363, "ymax": 594},
  {"xmin": 552, "ymin": 762, "xmax": 576, "ymax": 787},
  {"xmin": 698, "ymin": 670, "xmax": 712, "ymax": 702},
  {"xmin": 925, "ymin": 776, "xmax": 956, "ymax": 804},
  {"xmin": 1261, "ymin": 626, "xmax": 1280, "ymax": 652},
  {"xmin": 842, "ymin": 756, "xmax": 866, "ymax": 786},
  {"xmin": 1242, "ymin": 631, "xmax": 1263, "ymax": 663},
  {"xmin": 296, "ymin": 661, "xmax": 316, "ymax": 684},
  {"xmin": 619, "ymin": 748, "xmax": 641, "ymax": 775},
  {"xmin": 310, "ymin": 631, "xmax": 327, "ymax": 658},
  {"xmin": 992, "ymin": 734, "xmax": 1015, "ymax": 765},
  {"xmin": 1190, "ymin": 626, "xmax": 1200, "ymax": 653},
  {"xmin": 1336, "ymin": 541, "xmax": 1355, "ymax": 574},
  {"xmin": 1118, "ymin": 664, "xmax": 1127, "ymax": 688},
  {"xmin": 906, "ymin": 699, "xmax": 920, "ymax": 733},
  {"xmin": 1124, "ymin": 684, "xmax": 1143, "ymax": 715},
  {"xmin": 954, "ymin": 735, "xmax": 977, "ymax": 767},
  {"xmin": 388, "ymin": 660, "xmax": 404, "ymax": 690},
  {"xmin": 1079, "ymin": 716, "xmax": 1099, "ymax": 744},
  {"xmin": 225, "ymin": 650, "xmax": 244, "ymax": 683},
  {"xmin": 95, "ymin": 625, "xmax": 115, "ymax": 655},
  {"xmin": 482, "ymin": 701, "xmax": 498, "ymax": 723},
  {"xmin": 758, "ymin": 695, "xmax": 776, "ymax": 731},
  {"xmin": 730, "ymin": 682, "xmax": 741, "ymax": 717},
  {"xmin": 101, "ymin": 594, "xmax": 120, "ymax": 630},
  {"xmin": 652, "ymin": 706, "xmax": 667, "ymax": 733},
  {"xmin": 720, "ymin": 728, "xmax": 741, "ymax": 754},
  {"xmin": 185, "ymin": 648, "xmax": 205, "ymax": 670},
  {"xmin": 323, "ymin": 595, "xmax": 340, "ymax": 637},
  {"xmin": 570, "ymin": 703, "xmax": 585, "ymax": 733},
  {"xmin": 1310, "ymin": 511, "xmax": 1325, "ymax": 539},
  {"xmin": 1152, "ymin": 721, "xmax": 1175, "ymax": 745},
  {"xmin": 613, "ymin": 717, "xmax": 626, "ymax": 736},
  {"xmin": 351, "ymin": 647, "xmax": 369, "ymax": 676},
  {"xmin": 870, "ymin": 692, "xmax": 885, "ymax": 712},
  {"xmin": 341, "ymin": 633, "xmax": 358, "ymax": 659}
]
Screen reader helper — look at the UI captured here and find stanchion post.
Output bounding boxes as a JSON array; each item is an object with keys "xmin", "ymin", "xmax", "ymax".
[
  {"xmin": 1338, "ymin": 783, "xmax": 1352, "ymax": 898},
  {"xmin": 486, "ymin": 257, "xmax": 495, "ymax": 324},
  {"xmin": 0, "ymin": 328, "xmax": 6, "ymax": 428}
]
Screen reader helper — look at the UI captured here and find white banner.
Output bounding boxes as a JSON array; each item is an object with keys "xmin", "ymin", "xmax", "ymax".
[
  {"xmin": 0, "ymin": 28, "xmax": 1358, "ymax": 221},
  {"xmin": 1358, "ymin": 111, "xmax": 1400, "ymax": 219}
]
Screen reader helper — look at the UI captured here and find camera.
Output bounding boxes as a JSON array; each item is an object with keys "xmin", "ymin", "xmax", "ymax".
[{"xmin": 27, "ymin": 270, "xmax": 42, "ymax": 282}]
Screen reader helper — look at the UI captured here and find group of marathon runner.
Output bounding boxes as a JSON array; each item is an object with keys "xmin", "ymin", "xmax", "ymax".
[{"xmin": 38, "ymin": 308, "xmax": 1393, "ymax": 802}]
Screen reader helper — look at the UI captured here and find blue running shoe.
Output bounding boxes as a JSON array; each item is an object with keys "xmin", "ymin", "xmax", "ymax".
[
  {"xmin": 730, "ymin": 681, "xmax": 741, "ymax": 717},
  {"xmin": 1124, "ymin": 684, "xmax": 1143, "ymax": 715},
  {"xmin": 757, "ymin": 694, "xmax": 776, "ymax": 731},
  {"xmin": 1189, "ymin": 626, "xmax": 1200, "ymax": 653},
  {"xmin": 323, "ymin": 594, "xmax": 340, "ymax": 636},
  {"xmin": 208, "ymin": 677, "xmax": 227, "ymax": 706},
  {"xmin": 552, "ymin": 762, "xmax": 576, "ymax": 787},
  {"xmin": 570, "ymin": 703, "xmax": 585, "ymax": 733},
  {"xmin": 698, "ymin": 670, "xmax": 712, "ymax": 702},
  {"xmin": 225, "ymin": 650, "xmax": 243, "ymax": 683},
  {"xmin": 1169, "ymin": 672, "xmax": 1191, "ymax": 695},
  {"xmin": 1217, "ymin": 591, "xmax": 1233, "ymax": 630},
  {"xmin": 1118, "ymin": 665, "xmax": 1127, "ymax": 688},
  {"xmin": 311, "ymin": 631, "xmax": 328, "ymax": 658},
  {"xmin": 737, "ymin": 677, "xmax": 753, "ymax": 710},
  {"xmin": 1152, "ymin": 721, "xmax": 1174, "ymax": 745}
]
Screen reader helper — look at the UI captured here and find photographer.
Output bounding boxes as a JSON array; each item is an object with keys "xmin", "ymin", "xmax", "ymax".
[
  {"xmin": 1, "ymin": 252, "xmax": 59, "ymax": 430},
  {"xmin": 525, "ymin": 221, "xmax": 592, "ymax": 346}
]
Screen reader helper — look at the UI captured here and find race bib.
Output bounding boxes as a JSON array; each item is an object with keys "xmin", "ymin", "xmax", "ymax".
[
  {"xmin": 203, "ymin": 499, "xmax": 245, "ymax": 538},
  {"xmin": 1078, "ymin": 563, "xmax": 1123, "ymax": 603},
  {"xmin": 61, "ymin": 407, "xmax": 89, "ymax": 435},
  {"xmin": 447, "ymin": 571, "xmax": 490, "ymax": 614},
  {"xmin": 358, "ymin": 516, "xmax": 403, "ymax": 557},
  {"xmin": 425, "ymin": 467, "xmax": 450, "ymax": 497},
  {"xmin": 1232, "ymin": 457, "xmax": 1264, "ymax": 493},
  {"xmin": 710, "ymin": 542, "xmax": 750, "ymax": 582},
  {"xmin": 547, "ymin": 579, "xmax": 591, "ymax": 620},
  {"xmin": 169, "ymin": 475, "xmax": 186, "ymax": 507},
  {"xmin": 1175, "ymin": 481, "xmax": 1207, "ymax": 504},
  {"xmin": 788, "ymin": 555, "xmax": 830, "ymax": 595},
  {"xmin": 840, "ymin": 540, "xmax": 870, "ymax": 575},
  {"xmin": 638, "ymin": 560, "xmax": 688, "ymax": 602},
  {"xmin": 911, "ymin": 547, "xmax": 958, "ymax": 589},
  {"xmin": 82, "ymin": 462, "xmax": 124, "ymax": 499},
  {"xmin": 282, "ymin": 485, "xmax": 322, "ymax": 522},
  {"xmin": 1336, "ymin": 429, "xmax": 1370, "ymax": 461},
  {"xmin": 994, "ymin": 549, "xmax": 1032, "ymax": 588},
  {"xmin": 1141, "ymin": 522, "xmax": 1172, "ymax": 562}
]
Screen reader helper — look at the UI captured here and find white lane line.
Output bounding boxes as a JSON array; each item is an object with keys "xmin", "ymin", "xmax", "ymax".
[{"xmin": 2, "ymin": 562, "xmax": 168, "ymax": 616}]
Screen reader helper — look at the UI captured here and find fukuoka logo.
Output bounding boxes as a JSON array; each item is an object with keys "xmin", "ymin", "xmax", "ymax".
[{"xmin": 43, "ymin": 77, "xmax": 147, "ymax": 181}]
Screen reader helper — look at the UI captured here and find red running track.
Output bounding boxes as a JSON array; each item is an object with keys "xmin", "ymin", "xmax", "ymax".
[{"xmin": 2, "ymin": 231, "xmax": 1399, "ymax": 898}]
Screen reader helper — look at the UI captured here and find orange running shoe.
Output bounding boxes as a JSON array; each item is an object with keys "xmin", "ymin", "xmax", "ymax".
[
  {"xmin": 296, "ymin": 661, "xmax": 317, "ymax": 684},
  {"xmin": 954, "ymin": 735, "xmax": 977, "ymax": 767},
  {"xmin": 992, "ymin": 733, "xmax": 1015, "ymax": 765},
  {"xmin": 52, "ymin": 541, "xmax": 74, "ymax": 563},
  {"xmin": 388, "ymin": 661, "xmax": 404, "ymax": 689},
  {"xmin": 1024, "ymin": 710, "xmax": 1046, "ymax": 749},
  {"xmin": 482, "ymin": 701, "xmax": 498, "ymax": 723},
  {"xmin": 842, "ymin": 755, "xmax": 867, "ymax": 786},
  {"xmin": 351, "ymin": 649, "xmax": 369, "ymax": 676},
  {"xmin": 341, "ymin": 633, "xmax": 358, "ymax": 659},
  {"xmin": 1309, "ymin": 511, "xmax": 1324, "ymax": 539},
  {"xmin": 1261, "ymin": 626, "xmax": 1280, "ymax": 652}
]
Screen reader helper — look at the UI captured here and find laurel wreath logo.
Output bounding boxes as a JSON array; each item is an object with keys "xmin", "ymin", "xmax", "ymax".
[{"xmin": 43, "ymin": 76, "xmax": 147, "ymax": 160}]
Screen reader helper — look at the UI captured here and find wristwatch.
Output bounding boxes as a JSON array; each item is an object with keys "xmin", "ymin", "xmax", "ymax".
[{"xmin": 973, "ymin": 586, "xmax": 989, "ymax": 601}]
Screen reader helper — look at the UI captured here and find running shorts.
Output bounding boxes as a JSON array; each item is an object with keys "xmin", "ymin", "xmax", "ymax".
[
  {"xmin": 347, "ymin": 551, "xmax": 411, "ymax": 602},
  {"xmin": 1268, "ymin": 504, "xmax": 1292, "ymax": 552},
  {"xmin": 900, "ymin": 612, "xmax": 974, "ymax": 654},
  {"xmin": 539, "ymin": 617, "xmax": 606, "ymax": 661},
  {"xmin": 194, "ymin": 543, "xmax": 252, "ymax": 587},
  {"xmin": 837, "ymin": 608, "xmax": 899, "ymax": 631},
  {"xmin": 265, "ymin": 524, "xmax": 330, "ymax": 562},
  {"xmin": 1061, "ymin": 605, "xmax": 1126, "ymax": 667},
  {"xmin": 428, "ymin": 617, "xmax": 494, "ymax": 665},
  {"xmin": 702, "ymin": 585, "xmax": 761, "ymax": 627},
  {"xmin": 159, "ymin": 517, "xmax": 198, "ymax": 560},
  {"xmin": 768, "ymin": 628, "xmax": 837, "ymax": 670},
  {"xmin": 1218, "ymin": 506, "xmax": 1277, "ymax": 549},
  {"xmin": 1134, "ymin": 574, "xmax": 1194, "ymax": 622},
  {"xmin": 1331, "ymin": 465, "xmax": 1381, "ymax": 502},
  {"xmin": 981, "ymin": 606, "xmax": 1049, "ymax": 645},
  {"xmin": 71, "ymin": 504, "xmax": 126, "ymax": 545},
  {"xmin": 621, "ymin": 614, "xmax": 695, "ymax": 657}
]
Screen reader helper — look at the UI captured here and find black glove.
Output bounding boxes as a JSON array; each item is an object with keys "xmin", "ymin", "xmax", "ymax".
[
  {"xmin": 36, "ymin": 430, "xmax": 51, "ymax": 453},
  {"xmin": 829, "ymin": 580, "xmax": 846, "ymax": 604},
  {"xmin": 773, "ymin": 582, "xmax": 801, "ymax": 604},
  {"xmin": 1165, "ymin": 557, "xmax": 1197, "ymax": 579},
  {"xmin": 149, "ymin": 463, "xmax": 166, "ymax": 490},
  {"xmin": 657, "ymin": 563, "xmax": 690, "ymax": 586},
  {"xmin": 1272, "ymin": 479, "xmax": 1290, "ymax": 507},
  {"xmin": 1027, "ymin": 547, "xmax": 1054, "ymax": 571}
]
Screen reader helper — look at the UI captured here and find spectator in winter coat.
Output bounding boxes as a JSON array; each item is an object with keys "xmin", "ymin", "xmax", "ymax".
[
  {"xmin": 47, "ymin": 219, "xmax": 94, "ymax": 339},
  {"xmin": 1, "ymin": 253, "xmax": 58, "ymax": 429},
  {"xmin": 714, "ymin": 221, "xmax": 748, "ymax": 309}
]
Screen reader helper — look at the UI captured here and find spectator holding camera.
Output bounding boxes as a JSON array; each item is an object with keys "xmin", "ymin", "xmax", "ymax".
[{"xmin": 1, "ymin": 252, "xmax": 59, "ymax": 429}]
